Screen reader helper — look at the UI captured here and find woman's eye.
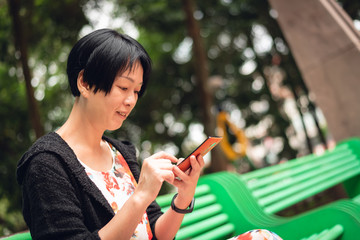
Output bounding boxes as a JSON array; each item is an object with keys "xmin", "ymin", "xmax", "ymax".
[{"xmin": 118, "ymin": 86, "xmax": 127, "ymax": 91}]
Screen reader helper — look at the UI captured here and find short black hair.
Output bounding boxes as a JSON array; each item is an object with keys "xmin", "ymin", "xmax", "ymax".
[{"xmin": 66, "ymin": 28, "xmax": 151, "ymax": 97}]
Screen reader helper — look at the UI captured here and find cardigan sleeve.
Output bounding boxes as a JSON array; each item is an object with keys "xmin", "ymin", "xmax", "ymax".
[{"xmin": 22, "ymin": 152, "xmax": 101, "ymax": 240}]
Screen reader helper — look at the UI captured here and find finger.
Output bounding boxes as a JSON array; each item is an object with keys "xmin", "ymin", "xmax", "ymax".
[
  {"xmin": 187, "ymin": 155, "xmax": 205, "ymax": 177},
  {"xmin": 172, "ymin": 165, "xmax": 189, "ymax": 180},
  {"xmin": 171, "ymin": 177, "xmax": 184, "ymax": 188},
  {"xmin": 197, "ymin": 154, "xmax": 205, "ymax": 166},
  {"xmin": 154, "ymin": 159, "xmax": 173, "ymax": 167},
  {"xmin": 162, "ymin": 170, "xmax": 175, "ymax": 184},
  {"xmin": 172, "ymin": 155, "xmax": 200, "ymax": 178},
  {"xmin": 189, "ymin": 155, "xmax": 201, "ymax": 172},
  {"xmin": 151, "ymin": 151, "xmax": 179, "ymax": 163},
  {"xmin": 149, "ymin": 159, "xmax": 176, "ymax": 172},
  {"xmin": 143, "ymin": 157, "xmax": 170, "ymax": 167},
  {"xmin": 176, "ymin": 158, "xmax": 184, "ymax": 165}
]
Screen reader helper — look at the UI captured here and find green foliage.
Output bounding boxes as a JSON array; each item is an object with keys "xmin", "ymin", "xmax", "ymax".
[
  {"xmin": 114, "ymin": 0, "xmax": 298, "ymax": 162},
  {"xmin": 0, "ymin": 2, "xmax": 30, "ymax": 235},
  {"xmin": 0, "ymin": 0, "xmax": 88, "ymax": 235},
  {"xmin": 115, "ymin": 0, "xmax": 360, "ymax": 165}
]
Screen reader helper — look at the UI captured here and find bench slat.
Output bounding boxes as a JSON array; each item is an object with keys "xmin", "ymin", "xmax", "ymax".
[
  {"xmin": 156, "ymin": 184, "xmax": 210, "ymax": 207},
  {"xmin": 248, "ymin": 151, "xmax": 355, "ymax": 190},
  {"xmin": 160, "ymin": 192, "xmax": 217, "ymax": 212},
  {"xmin": 181, "ymin": 203, "xmax": 222, "ymax": 226},
  {"xmin": 264, "ymin": 167, "xmax": 360, "ymax": 214},
  {"xmin": 352, "ymin": 194, "xmax": 360, "ymax": 204},
  {"xmin": 241, "ymin": 144, "xmax": 351, "ymax": 181},
  {"xmin": 191, "ymin": 223, "xmax": 235, "ymax": 240},
  {"xmin": 253, "ymin": 156, "xmax": 358, "ymax": 198},
  {"xmin": 259, "ymin": 161, "xmax": 360, "ymax": 207},
  {"xmin": 176, "ymin": 213, "xmax": 230, "ymax": 239},
  {"xmin": 301, "ymin": 224, "xmax": 344, "ymax": 240}
]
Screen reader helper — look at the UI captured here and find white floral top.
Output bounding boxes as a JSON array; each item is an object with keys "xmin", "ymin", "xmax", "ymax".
[{"xmin": 78, "ymin": 142, "xmax": 152, "ymax": 240}]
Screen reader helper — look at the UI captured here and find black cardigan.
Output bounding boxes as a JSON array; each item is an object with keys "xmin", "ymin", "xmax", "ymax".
[{"xmin": 17, "ymin": 132, "xmax": 163, "ymax": 240}]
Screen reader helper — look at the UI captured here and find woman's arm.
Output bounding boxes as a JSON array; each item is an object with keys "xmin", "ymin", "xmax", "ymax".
[
  {"xmin": 98, "ymin": 190, "xmax": 152, "ymax": 240},
  {"xmin": 23, "ymin": 153, "xmax": 101, "ymax": 240},
  {"xmin": 154, "ymin": 155, "xmax": 205, "ymax": 240},
  {"xmin": 99, "ymin": 151, "xmax": 179, "ymax": 240}
]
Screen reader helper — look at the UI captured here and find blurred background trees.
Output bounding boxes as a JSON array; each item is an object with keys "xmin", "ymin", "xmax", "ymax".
[{"xmin": 0, "ymin": 0, "xmax": 359, "ymax": 236}]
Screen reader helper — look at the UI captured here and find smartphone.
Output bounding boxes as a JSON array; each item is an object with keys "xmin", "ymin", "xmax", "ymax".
[{"xmin": 177, "ymin": 136, "xmax": 223, "ymax": 172}]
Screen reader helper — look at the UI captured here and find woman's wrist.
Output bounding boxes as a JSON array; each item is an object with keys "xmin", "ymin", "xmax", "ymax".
[
  {"xmin": 131, "ymin": 189, "xmax": 154, "ymax": 208},
  {"xmin": 173, "ymin": 193, "xmax": 193, "ymax": 210},
  {"xmin": 171, "ymin": 193, "xmax": 194, "ymax": 214}
]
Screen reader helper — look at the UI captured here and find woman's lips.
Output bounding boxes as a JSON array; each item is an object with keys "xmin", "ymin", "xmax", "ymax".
[{"xmin": 117, "ymin": 111, "xmax": 127, "ymax": 117}]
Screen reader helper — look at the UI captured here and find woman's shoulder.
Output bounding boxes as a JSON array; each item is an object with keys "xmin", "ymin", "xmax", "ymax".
[
  {"xmin": 17, "ymin": 132, "xmax": 78, "ymax": 185},
  {"xmin": 20, "ymin": 132, "xmax": 75, "ymax": 162},
  {"xmin": 22, "ymin": 132, "xmax": 71, "ymax": 156}
]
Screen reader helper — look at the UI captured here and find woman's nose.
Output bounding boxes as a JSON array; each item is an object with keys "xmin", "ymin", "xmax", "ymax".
[{"xmin": 125, "ymin": 93, "xmax": 137, "ymax": 106}]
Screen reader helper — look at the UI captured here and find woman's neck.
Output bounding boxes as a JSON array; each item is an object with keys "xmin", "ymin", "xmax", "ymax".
[
  {"xmin": 56, "ymin": 99, "xmax": 104, "ymax": 152},
  {"xmin": 56, "ymin": 100, "xmax": 113, "ymax": 171}
]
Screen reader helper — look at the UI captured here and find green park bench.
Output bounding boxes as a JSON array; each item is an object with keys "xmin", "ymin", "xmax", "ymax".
[
  {"xmin": 240, "ymin": 137, "xmax": 360, "ymax": 215},
  {"xmin": 4, "ymin": 138, "xmax": 360, "ymax": 240},
  {"xmin": 156, "ymin": 137, "xmax": 360, "ymax": 239}
]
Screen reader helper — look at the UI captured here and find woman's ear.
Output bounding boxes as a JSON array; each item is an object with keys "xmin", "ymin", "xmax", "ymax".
[{"xmin": 77, "ymin": 70, "xmax": 90, "ymax": 97}]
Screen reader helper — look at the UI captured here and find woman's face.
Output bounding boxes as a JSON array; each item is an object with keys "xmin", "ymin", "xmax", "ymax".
[{"xmin": 86, "ymin": 63, "xmax": 143, "ymax": 132}]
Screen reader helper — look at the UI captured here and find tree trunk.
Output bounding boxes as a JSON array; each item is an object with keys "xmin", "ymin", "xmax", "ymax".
[
  {"xmin": 8, "ymin": 0, "xmax": 44, "ymax": 139},
  {"xmin": 285, "ymin": 75, "xmax": 313, "ymax": 154},
  {"xmin": 181, "ymin": 0, "xmax": 227, "ymax": 172}
]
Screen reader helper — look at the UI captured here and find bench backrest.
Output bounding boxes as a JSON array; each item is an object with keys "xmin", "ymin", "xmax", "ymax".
[
  {"xmin": 196, "ymin": 171, "xmax": 360, "ymax": 240},
  {"xmin": 239, "ymin": 138, "xmax": 360, "ymax": 214}
]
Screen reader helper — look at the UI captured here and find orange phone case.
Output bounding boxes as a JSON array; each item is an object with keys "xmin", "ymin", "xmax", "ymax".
[{"xmin": 177, "ymin": 136, "xmax": 223, "ymax": 172}]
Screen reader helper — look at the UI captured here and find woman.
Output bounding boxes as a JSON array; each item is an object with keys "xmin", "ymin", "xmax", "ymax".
[{"xmin": 17, "ymin": 29, "xmax": 282, "ymax": 240}]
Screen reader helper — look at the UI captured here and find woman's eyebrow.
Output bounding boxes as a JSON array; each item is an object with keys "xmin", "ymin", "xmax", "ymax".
[
  {"xmin": 121, "ymin": 76, "xmax": 134, "ymax": 82},
  {"xmin": 120, "ymin": 76, "xmax": 143, "ymax": 85}
]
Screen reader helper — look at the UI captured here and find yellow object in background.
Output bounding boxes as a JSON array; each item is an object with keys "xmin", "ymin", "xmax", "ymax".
[{"xmin": 216, "ymin": 111, "xmax": 248, "ymax": 161}]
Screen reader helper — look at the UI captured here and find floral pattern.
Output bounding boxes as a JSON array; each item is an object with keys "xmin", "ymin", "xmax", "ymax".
[
  {"xmin": 79, "ymin": 141, "xmax": 152, "ymax": 240},
  {"xmin": 229, "ymin": 229, "xmax": 283, "ymax": 240}
]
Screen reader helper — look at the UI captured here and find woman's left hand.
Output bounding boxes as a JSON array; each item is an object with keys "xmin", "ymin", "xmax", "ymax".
[{"xmin": 171, "ymin": 155, "xmax": 205, "ymax": 209}]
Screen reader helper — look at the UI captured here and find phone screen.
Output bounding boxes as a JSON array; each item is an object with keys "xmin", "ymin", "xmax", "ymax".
[{"xmin": 177, "ymin": 136, "xmax": 223, "ymax": 172}]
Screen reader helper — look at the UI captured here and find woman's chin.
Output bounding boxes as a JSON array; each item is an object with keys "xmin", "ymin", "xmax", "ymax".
[{"xmin": 107, "ymin": 122, "xmax": 123, "ymax": 132}]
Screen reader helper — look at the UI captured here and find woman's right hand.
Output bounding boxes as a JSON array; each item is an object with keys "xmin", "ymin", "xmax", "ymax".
[
  {"xmin": 135, "ymin": 151, "xmax": 178, "ymax": 204},
  {"xmin": 99, "ymin": 151, "xmax": 178, "ymax": 240}
]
